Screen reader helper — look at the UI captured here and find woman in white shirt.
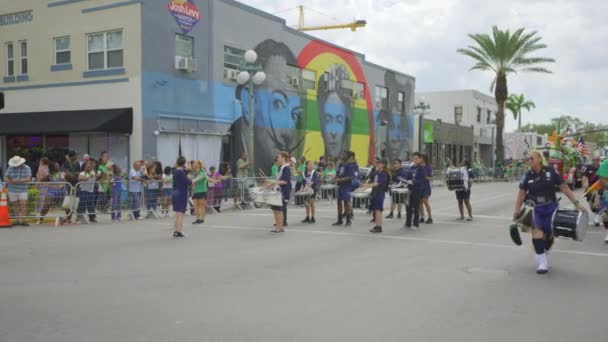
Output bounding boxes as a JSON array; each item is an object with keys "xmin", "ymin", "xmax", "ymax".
[{"xmin": 161, "ymin": 166, "xmax": 173, "ymax": 218}]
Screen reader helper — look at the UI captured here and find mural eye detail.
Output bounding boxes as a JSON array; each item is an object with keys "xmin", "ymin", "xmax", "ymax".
[
  {"xmin": 323, "ymin": 114, "xmax": 333, "ymax": 124},
  {"xmin": 291, "ymin": 107, "xmax": 302, "ymax": 121},
  {"xmin": 336, "ymin": 115, "xmax": 344, "ymax": 125}
]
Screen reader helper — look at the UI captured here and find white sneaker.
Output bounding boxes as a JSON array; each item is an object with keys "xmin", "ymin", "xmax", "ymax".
[
  {"xmin": 604, "ymin": 232, "xmax": 608, "ymax": 244},
  {"xmin": 594, "ymin": 214, "xmax": 601, "ymax": 227},
  {"xmin": 535, "ymin": 253, "xmax": 549, "ymax": 274}
]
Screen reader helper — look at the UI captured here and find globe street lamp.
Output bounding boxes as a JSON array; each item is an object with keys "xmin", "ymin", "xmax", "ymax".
[
  {"xmin": 414, "ymin": 97, "xmax": 431, "ymax": 154},
  {"xmin": 236, "ymin": 50, "xmax": 266, "ymax": 177}
]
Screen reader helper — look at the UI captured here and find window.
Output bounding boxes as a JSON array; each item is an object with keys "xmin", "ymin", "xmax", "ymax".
[
  {"xmin": 477, "ymin": 107, "xmax": 481, "ymax": 123},
  {"xmin": 287, "ymin": 65, "xmax": 300, "ymax": 88},
  {"xmin": 54, "ymin": 36, "xmax": 71, "ymax": 64},
  {"xmin": 87, "ymin": 30, "xmax": 123, "ymax": 70},
  {"xmin": 486, "ymin": 109, "xmax": 492, "ymax": 124},
  {"xmin": 175, "ymin": 34, "xmax": 193, "ymax": 58},
  {"xmin": 302, "ymin": 69, "xmax": 316, "ymax": 90},
  {"xmin": 19, "ymin": 41, "xmax": 27, "ymax": 75},
  {"xmin": 354, "ymin": 82, "xmax": 365, "ymax": 100},
  {"xmin": 223, "ymin": 46, "xmax": 244, "ymax": 82},
  {"xmin": 375, "ymin": 85, "xmax": 388, "ymax": 109},
  {"xmin": 454, "ymin": 105, "xmax": 463, "ymax": 124},
  {"xmin": 5, "ymin": 43, "xmax": 14, "ymax": 76},
  {"xmin": 398, "ymin": 91, "xmax": 405, "ymax": 112}
]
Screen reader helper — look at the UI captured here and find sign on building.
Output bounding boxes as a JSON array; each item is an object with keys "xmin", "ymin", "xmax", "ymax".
[{"xmin": 168, "ymin": 0, "xmax": 201, "ymax": 35}]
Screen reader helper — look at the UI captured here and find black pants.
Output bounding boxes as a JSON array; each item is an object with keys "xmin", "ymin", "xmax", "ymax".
[
  {"xmin": 283, "ymin": 200, "xmax": 288, "ymax": 225},
  {"xmin": 406, "ymin": 191, "xmax": 420, "ymax": 226}
]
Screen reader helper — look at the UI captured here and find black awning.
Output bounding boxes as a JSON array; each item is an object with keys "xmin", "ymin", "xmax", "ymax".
[{"xmin": 0, "ymin": 108, "xmax": 133, "ymax": 135}]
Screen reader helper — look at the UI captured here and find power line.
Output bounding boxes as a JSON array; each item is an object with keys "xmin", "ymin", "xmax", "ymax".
[{"xmin": 272, "ymin": 6, "xmax": 299, "ymax": 15}]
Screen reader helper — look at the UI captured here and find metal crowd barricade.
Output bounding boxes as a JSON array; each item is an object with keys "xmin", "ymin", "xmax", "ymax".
[
  {"xmin": 73, "ymin": 180, "xmax": 146, "ymax": 224},
  {"xmin": 2, "ymin": 181, "xmax": 74, "ymax": 225}
]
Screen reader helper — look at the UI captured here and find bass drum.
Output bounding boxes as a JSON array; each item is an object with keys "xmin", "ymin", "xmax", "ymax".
[{"xmin": 551, "ymin": 209, "xmax": 588, "ymax": 241}]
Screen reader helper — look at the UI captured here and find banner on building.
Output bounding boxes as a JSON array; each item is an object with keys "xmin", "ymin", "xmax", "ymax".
[
  {"xmin": 168, "ymin": 0, "xmax": 201, "ymax": 35},
  {"xmin": 423, "ymin": 122, "xmax": 434, "ymax": 143}
]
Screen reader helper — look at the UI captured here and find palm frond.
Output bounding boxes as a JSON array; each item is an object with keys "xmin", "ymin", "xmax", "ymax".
[{"xmin": 520, "ymin": 67, "xmax": 553, "ymax": 73}]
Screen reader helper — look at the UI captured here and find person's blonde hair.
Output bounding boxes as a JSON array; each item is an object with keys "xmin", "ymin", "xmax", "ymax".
[
  {"xmin": 528, "ymin": 150, "xmax": 548, "ymax": 167},
  {"xmin": 192, "ymin": 160, "xmax": 203, "ymax": 171}
]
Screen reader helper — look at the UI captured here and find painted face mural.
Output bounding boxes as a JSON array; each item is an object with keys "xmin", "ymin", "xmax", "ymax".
[
  {"xmin": 298, "ymin": 41, "xmax": 374, "ymax": 165},
  {"xmin": 237, "ymin": 40, "xmax": 304, "ymax": 173},
  {"xmin": 384, "ymin": 71, "xmax": 414, "ymax": 161},
  {"xmin": 317, "ymin": 65, "xmax": 352, "ymax": 159}
]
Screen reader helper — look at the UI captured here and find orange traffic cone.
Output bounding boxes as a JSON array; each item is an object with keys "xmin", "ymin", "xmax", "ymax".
[{"xmin": 0, "ymin": 188, "xmax": 13, "ymax": 228}]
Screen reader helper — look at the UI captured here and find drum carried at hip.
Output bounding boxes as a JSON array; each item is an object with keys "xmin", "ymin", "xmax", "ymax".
[
  {"xmin": 390, "ymin": 183, "xmax": 409, "ymax": 204},
  {"xmin": 249, "ymin": 186, "xmax": 283, "ymax": 207},
  {"xmin": 295, "ymin": 188, "xmax": 314, "ymax": 205},
  {"xmin": 445, "ymin": 168, "xmax": 465, "ymax": 191},
  {"xmin": 552, "ymin": 208, "xmax": 588, "ymax": 241}
]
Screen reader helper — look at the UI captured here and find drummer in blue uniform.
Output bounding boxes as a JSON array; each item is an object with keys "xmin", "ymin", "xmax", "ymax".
[
  {"xmin": 300, "ymin": 160, "xmax": 320, "ymax": 224},
  {"xmin": 513, "ymin": 150, "xmax": 583, "ymax": 274},
  {"xmin": 405, "ymin": 152, "xmax": 426, "ymax": 229},
  {"xmin": 386, "ymin": 159, "xmax": 410, "ymax": 220},
  {"xmin": 362, "ymin": 159, "xmax": 390, "ymax": 233},
  {"xmin": 333, "ymin": 151, "xmax": 358, "ymax": 227}
]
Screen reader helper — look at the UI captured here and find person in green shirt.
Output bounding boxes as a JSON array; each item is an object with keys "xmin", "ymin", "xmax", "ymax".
[
  {"xmin": 323, "ymin": 161, "xmax": 337, "ymax": 184},
  {"xmin": 270, "ymin": 158, "xmax": 279, "ymax": 178},
  {"xmin": 191, "ymin": 160, "xmax": 208, "ymax": 225}
]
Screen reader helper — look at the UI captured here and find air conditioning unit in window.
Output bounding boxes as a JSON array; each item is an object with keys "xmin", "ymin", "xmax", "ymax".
[
  {"xmin": 224, "ymin": 68, "xmax": 239, "ymax": 82},
  {"xmin": 175, "ymin": 56, "xmax": 198, "ymax": 72},
  {"xmin": 288, "ymin": 76, "xmax": 300, "ymax": 87}
]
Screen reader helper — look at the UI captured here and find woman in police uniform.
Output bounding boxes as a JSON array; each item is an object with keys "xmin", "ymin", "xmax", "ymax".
[{"xmin": 513, "ymin": 150, "xmax": 584, "ymax": 274}]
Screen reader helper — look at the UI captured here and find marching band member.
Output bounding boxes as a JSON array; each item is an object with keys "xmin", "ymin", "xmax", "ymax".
[
  {"xmin": 583, "ymin": 156, "xmax": 602, "ymax": 226},
  {"xmin": 333, "ymin": 151, "xmax": 358, "ymax": 227},
  {"xmin": 405, "ymin": 152, "xmax": 426, "ymax": 229},
  {"xmin": 266, "ymin": 151, "xmax": 292, "ymax": 234},
  {"xmin": 386, "ymin": 159, "xmax": 409, "ymax": 219},
  {"xmin": 455, "ymin": 160, "xmax": 474, "ymax": 221},
  {"xmin": 301, "ymin": 160, "xmax": 320, "ymax": 224},
  {"xmin": 362, "ymin": 159, "xmax": 390, "ymax": 233},
  {"xmin": 513, "ymin": 150, "xmax": 584, "ymax": 274}
]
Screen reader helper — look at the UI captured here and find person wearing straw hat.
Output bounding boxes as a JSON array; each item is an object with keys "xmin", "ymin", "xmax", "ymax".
[
  {"xmin": 5, "ymin": 156, "xmax": 32, "ymax": 226},
  {"xmin": 513, "ymin": 150, "xmax": 583, "ymax": 274}
]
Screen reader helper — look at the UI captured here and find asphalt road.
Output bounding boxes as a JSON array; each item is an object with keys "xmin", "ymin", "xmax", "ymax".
[{"xmin": 1, "ymin": 181, "xmax": 607, "ymax": 342}]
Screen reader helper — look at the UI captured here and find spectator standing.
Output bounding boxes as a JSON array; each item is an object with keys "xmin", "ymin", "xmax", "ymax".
[
  {"xmin": 76, "ymin": 161, "xmax": 98, "ymax": 223},
  {"xmin": 5, "ymin": 156, "xmax": 32, "ymax": 226},
  {"xmin": 191, "ymin": 161, "xmax": 208, "ymax": 224},
  {"xmin": 128, "ymin": 161, "xmax": 145, "ymax": 220},
  {"xmin": 236, "ymin": 152, "xmax": 250, "ymax": 179},
  {"xmin": 40, "ymin": 162, "xmax": 67, "ymax": 224},
  {"xmin": 145, "ymin": 162, "xmax": 160, "ymax": 218},
  {"xmin": 110, "ymin": 164, "xmax": 123, "ymax": 222},
  {"xmin": 208, "ymin": 166, "xmax": 223, "ymax": 213},
  {"xmin": 79, "ymin": 154, "xmax": 90, "ymax": 171},
  {"xmin": 35, "ymin": 157, "xmax": 51, "ymax": 218},
  {"xmin": 161, "ymin": 166, "xmax": 173, "ymax": 218}
]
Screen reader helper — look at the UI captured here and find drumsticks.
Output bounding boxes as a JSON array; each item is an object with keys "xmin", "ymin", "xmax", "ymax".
[{"xmin": 258, "ymin": 169, "xmax": 267, "ymax": 178}]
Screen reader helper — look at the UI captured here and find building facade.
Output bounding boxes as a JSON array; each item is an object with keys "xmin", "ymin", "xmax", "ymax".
[
  {"xmin": 422, "ymin": 118, "xmax": 474, "ymax": 169},
  {"xmin": 0, "ymin": 0, "xmax": 416, "ymax": 172},
  {"xmin": 503, "ymin": 132, "xmax": 548, "ymax": 161},
  {"xmin": 416, "ymin": 90, "xmax": 497, "ymax": 167}
]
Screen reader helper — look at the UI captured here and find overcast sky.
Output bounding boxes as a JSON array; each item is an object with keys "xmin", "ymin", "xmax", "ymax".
[{"xmin": 240, "ymin": 0, "xmax": 607, "ymax": 132}]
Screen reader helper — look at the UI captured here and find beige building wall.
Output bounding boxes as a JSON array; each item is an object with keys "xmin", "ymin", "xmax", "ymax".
[{"xmin": 0, "ymin": 0, "xmax": 143, "ymax": 160}]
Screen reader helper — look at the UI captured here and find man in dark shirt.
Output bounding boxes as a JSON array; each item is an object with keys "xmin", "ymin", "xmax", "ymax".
[
  {"xmin": 267, "ymin": 151, "xmax": 291, "ymax": 233},
  {"xmin": 405, "ymin": 152, "xmax": 426, "ymax": 229},
  {"xmin": 333, "ymin": 151, "xmax": 358, "ymax": 227}
]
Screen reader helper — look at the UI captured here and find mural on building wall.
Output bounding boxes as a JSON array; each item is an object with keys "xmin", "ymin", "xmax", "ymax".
[
  {"xmin": 378, "ymin": 71, "xmax": 415, "ymax": 161},
  {"xmin": 232, "ymin": 39, "xmax": 413, "ymax": 173}
]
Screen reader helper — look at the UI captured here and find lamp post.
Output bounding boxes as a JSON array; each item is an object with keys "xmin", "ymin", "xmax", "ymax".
[
  {"xmin": 488, "ymin": 123, "xmax": 496, "ymax": 171},
  {"xmin": 414, "ymin": 98, "xmax": 431, "ymax": 154},
  {"xmin": 236, "ymin": 50, "xmax": 266, "ymax": 177}
]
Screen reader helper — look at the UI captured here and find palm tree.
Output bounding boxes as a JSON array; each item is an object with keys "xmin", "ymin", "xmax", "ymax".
[
  {"xmin": 457, "ymin": 26, "xmax": 554, "ymax": 162},
  {"xmin": 506, "ymin": 93, "xmax": 536, "ymax": 131}
]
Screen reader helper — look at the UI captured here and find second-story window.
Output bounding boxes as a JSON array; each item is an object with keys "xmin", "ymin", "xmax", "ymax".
[
  {"xmin": 398, "ymin": 91, "xmax": 405, "ymax": 112},
  {"xmin": 454, "ymin": 105, "xmax": 463, "ymax": 124},
  {"xmin": 5, "ymin": 43, "xmax": 14, "ymax": 76},
  {"xmin": 375, "ymin": 85, "xmax": 388, "ymax": 109},
  {"xmin": 19, "ymin": 41, "xmax": 28, "ymax": 75},
  {"xmin": 54, "ymin": 36, "xmax": 71, "ymax": 65},
  {"xmin": 87, "ymin": 30, "xmax": 123, "ymax": 70},
  {"xmin": 487, "ymin": 109, "xmax": 492, "ymax": 124},
  {"xmin": 477, "ymin": 107, "xmax": 481, "ymax": 123},
  {"xmin": 175, "ymin": 34, "xmax": 193, "ymax": 58}
]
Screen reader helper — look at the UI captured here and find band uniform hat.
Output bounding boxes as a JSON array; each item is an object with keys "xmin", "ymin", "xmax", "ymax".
[
  {"xmin": 8, "ymin": 156, "xmax": 26, "ymax": 167},
  {"xmin": 597, "ymin": 159, "xmax": 608, "ymax": 178}
]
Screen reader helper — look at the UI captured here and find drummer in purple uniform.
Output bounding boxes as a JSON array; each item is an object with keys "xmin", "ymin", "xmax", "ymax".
[
  {"xmin": 513, "ymin": 150, "xmax": 583, "ymax": 274},
  {"xmin": 333, "ymin": 151, "xmax": 358, "ymax": 227},
  {"xmin": 386, "ymin": 159, "xmax": 410, "ymax": 220},
  {"xmin": 364, "ymin": 159, "xmax": 390, "ymax": 233}
]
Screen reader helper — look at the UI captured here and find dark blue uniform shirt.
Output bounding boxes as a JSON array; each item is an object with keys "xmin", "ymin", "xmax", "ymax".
[{"xmin": 519, "ymin": 166, "xmax": 563, "ymax": 205}]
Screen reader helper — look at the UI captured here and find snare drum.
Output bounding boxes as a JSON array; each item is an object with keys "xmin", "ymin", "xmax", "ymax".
[
  {"xmin": 320, "ymin": 184, "xmax": 337, "ymax": 199},
  {"xmin": 446, "ymin": 169, "xmax": 465, "ymax": 191},
  {"xmin": 551, "ymin": 209, "xmax": 588, "ymax": 241},
  {"xmin": 295, "ymin": 189, "xmax": 313, "ymax": 206},
  {"xmin": 390, "ymin": 187, "xmax": 409, "ymax": 204},
  {"xmin": 249, "ymin": 186, "xmax": 283, "ymax": 207},
  {"xmin": 351, "ymin": 188, "xmax": 372, "ymax": 209}
]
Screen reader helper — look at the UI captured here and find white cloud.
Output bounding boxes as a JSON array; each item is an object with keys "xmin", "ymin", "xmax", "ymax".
[{"xmin": 240, "ymin": 0, "xmax": 608, "ymax": 131}]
